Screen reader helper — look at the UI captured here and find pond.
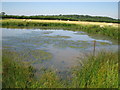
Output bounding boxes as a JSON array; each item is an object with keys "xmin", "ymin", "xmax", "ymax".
[{"xmin": 2, "ymin": 28, "xmax": 118, "ymax": 77}]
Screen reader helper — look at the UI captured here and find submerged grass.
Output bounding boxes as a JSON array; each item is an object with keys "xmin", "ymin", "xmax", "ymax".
[
  {"xmin": 19, "ymin": 49, "xmax": 53, "ymax": 63},
  {"xmin": 1, "ymin": 19, "xmax": 118, "ymax": 40},
  {"xmin": 2, "ymin": 49, "xmax": 118, "ymax": 88},
  {"xmin": 45, "ymin": 35, "xmax": 71, "ymax": 39},
  {"xmin": 2, "ymin": 49, "xmax": 63, "ymax": 88}
]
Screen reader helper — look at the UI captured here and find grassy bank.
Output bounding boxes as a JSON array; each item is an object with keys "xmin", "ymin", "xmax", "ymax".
[
  {"xmin": 1, "ymin": 19, "xmax": 118, "ymax": 40},
  {"xmin": 71, "ymin": 51, "xmax": 118, "ymax": 88},
  {"xmin": 2, "ymin": 49, "xmax": 118, "ymax": 88},
  {"xmin": 2, "ymin": 50, "xmax": 35, "ymax": 88},
  {"xmin": 2, "ymin": 49, "xmax": 64, "ymax": 88}
]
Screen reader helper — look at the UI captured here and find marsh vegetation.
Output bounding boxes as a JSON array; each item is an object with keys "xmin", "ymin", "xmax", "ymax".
[
  {"xmin": 2, "ymin": 18, "xmax": 118, "ymax": 88},
  {"xmin": 1, "ymin": 19, "xmax": 118, "ymax": 40},
  {"xmin": 3, "ymin": 49, "xmax": 118, "ymax": 88}
]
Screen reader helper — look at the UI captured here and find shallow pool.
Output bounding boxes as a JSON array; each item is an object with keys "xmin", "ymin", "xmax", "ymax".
[{"xmin": 2, "ymin": 28, "xmax": 118, "ymax": 73}]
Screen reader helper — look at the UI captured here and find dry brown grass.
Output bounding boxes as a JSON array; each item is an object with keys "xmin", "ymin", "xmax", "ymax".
[{"xmin": 2, "ymin": 19, "xmax": 118, "ymax": 27}]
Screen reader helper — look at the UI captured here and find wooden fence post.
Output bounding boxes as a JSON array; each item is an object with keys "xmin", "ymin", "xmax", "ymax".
[{"xmin": 93, "ymin": 40, "xmax": 96, "ymax": 56}]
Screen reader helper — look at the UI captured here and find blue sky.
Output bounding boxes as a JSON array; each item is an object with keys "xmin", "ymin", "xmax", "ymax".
[{"xmin": 2, "ymin": 2, "xmax": 118, "ymax": 19}]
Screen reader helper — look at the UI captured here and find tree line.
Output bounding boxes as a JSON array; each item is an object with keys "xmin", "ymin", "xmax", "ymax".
[{"xmin": 0, "ymin": 12, "xmax": 119, "ymax": 23}]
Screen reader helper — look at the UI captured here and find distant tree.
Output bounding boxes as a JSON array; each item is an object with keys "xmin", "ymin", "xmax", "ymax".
[
  {"xmin": 0, "ymin": 12, "xmax": 6, "ymax": 15},
  {"xmin": 59, "ymin": 14, "xmax": 62, "ymax": 16}
]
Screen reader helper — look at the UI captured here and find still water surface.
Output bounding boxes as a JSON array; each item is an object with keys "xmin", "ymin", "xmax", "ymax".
[{"xmin": 2, "ymin": 28, "xmax": 118, "ymax": 72}]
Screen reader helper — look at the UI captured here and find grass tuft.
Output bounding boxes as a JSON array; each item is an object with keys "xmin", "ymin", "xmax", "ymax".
[{"xmin": 71, "ymin": 51, "xmax": 118, "ymax": 88}]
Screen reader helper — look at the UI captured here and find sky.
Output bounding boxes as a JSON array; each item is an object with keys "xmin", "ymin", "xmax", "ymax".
[
  {"xmin": 1, "ymin": 2, "xmax": 118, "ymax": 19},
  {"xmin": 1, "ymin": 0, "xmax": 119, "ymax": 2}
]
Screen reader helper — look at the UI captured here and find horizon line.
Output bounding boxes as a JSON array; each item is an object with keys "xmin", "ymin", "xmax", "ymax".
[{"xmin": 2, "ymin": 13, "xmax": 118, "ymax": 19}]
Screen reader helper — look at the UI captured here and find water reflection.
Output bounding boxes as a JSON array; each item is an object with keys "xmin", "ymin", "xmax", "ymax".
[{"xmin": 2, "ymin": 28, "xmax": 118, "ymax": 72}]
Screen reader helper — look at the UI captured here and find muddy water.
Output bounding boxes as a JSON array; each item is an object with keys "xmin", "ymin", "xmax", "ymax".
[{"xmin": 2, "ymin": 28, "xmax": 118, "ymax": 73}]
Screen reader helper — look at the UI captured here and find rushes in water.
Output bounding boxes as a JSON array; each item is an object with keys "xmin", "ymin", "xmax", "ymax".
[{"xmin": 71, "ymin": 51, "xmax": 118, "ymax": 88}]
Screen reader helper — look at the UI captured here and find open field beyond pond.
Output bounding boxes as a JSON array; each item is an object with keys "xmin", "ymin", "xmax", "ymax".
[
  {"xmin": 1, "ymin": 19, "xmax": 119, "ymax": 40},
  {"xmin": 1, "ymin": 19, "xmax": 119, "ymax": 27}
]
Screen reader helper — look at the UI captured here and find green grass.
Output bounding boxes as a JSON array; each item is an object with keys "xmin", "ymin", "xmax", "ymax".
[
  {"xmin": 2, "ymin": 50, "xmax": 35, "ymax": 88},
  {"xmin": 2, "ymin": 49, "xmax": 118, "ymax": 88},
  {"xmin": 1, "ymin": 19, "xmax": 118, "ymax": 40},
  {"xmin": 2, "ymin": 49, "xmax": 64, "ymax": 88},
  {"xmin": 30, "ymin": 70, "xmax": 64, "ymax": 88},
  {"xmin": 71, "ymin": 51, "xmax": 118, "ymax": 88}
]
